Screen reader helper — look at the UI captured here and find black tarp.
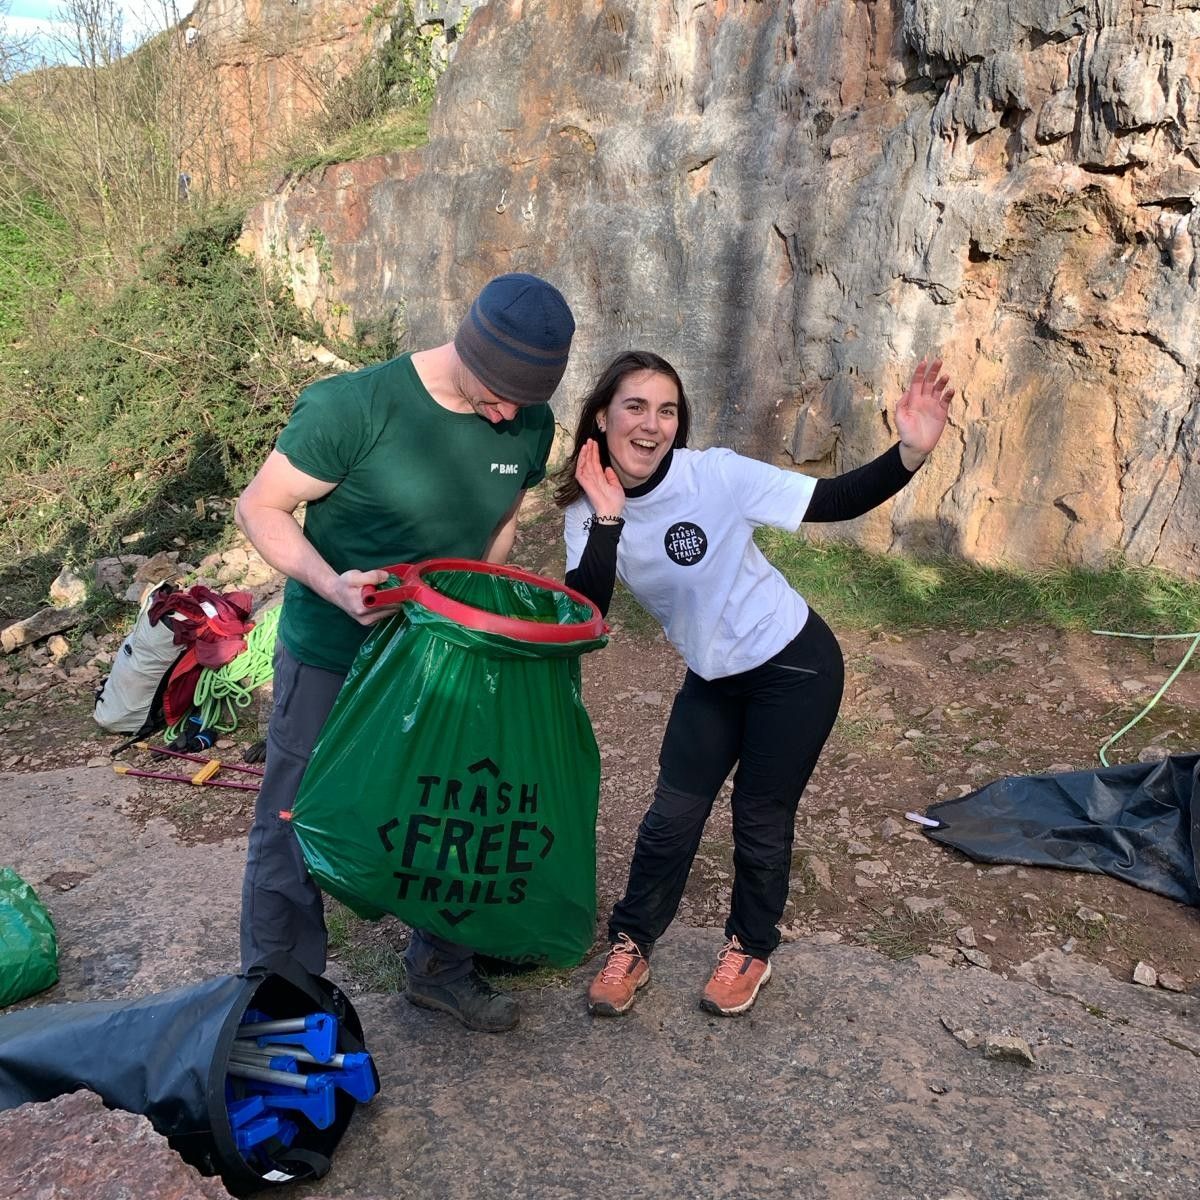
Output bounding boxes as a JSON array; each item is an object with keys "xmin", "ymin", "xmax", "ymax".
[
  {"xmin": 0, "ymin": 953, "xmax": 375, "ymax": 1195},
  {"xmin": 923, "ymin": 753, "xmax": 1200, "ymax": 906}
]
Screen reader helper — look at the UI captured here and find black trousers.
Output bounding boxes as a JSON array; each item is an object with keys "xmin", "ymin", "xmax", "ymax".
[{"xmin": 608, "ymin": 610, "xmax": 844, "ymax": 961}]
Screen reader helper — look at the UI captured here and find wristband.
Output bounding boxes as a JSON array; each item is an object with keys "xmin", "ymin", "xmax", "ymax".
[{"xmin": 593, "ymin": 514, "xmax": 624, "ymax": 526}]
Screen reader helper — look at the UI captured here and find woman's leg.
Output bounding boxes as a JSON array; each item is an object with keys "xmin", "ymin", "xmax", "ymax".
[
  {"xmin": 607, "ymin": 668, "xmax": 744, "ymax": 952},
  {"xmin": 724, "ymin": 611, "xmax": 844, "ymax": 960}
]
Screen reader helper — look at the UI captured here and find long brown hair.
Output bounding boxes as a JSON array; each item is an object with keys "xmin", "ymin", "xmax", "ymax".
[{"xmin": 552, "ymin": 350, "xmax": 691, "ymax": 508}]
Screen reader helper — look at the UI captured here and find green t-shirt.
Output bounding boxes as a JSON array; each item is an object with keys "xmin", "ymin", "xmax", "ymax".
[{"xmin": 275, "ymin": 353, "xmax": 554, "ymax": 672}]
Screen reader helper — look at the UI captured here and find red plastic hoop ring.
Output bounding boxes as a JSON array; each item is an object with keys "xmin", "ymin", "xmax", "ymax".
[{"xmin": 361, "ymin": 558, "xmax": 608, "ymax": 644}]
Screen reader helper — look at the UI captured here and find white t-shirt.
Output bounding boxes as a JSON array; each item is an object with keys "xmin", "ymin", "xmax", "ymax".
[{"xmin": 564, "ymin": 448, "xmax": 817, "ymax": 681}]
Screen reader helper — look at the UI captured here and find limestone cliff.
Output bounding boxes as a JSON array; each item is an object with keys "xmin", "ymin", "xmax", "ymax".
[
  {"xmin": 181, "ymin": 0, "xmax": 478, "ymax": 189},
  {"xmin": 239, "ymin": 0, "xmax": 1200, "ymax": 574}
]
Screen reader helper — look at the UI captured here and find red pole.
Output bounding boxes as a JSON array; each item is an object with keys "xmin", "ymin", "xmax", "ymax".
[
  {"xmin": 134, "ymin": 741, "xmax": 265, "ymax": 777},
  {"xmin": 113, "ymin": 764, "xmax": 260, "ymax": 792}
]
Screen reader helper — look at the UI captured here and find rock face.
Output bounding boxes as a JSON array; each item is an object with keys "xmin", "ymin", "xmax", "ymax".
[
  {"xmin": 179, "ymin": 0, "xmax": 382, "ymax": 190},
  {"xmin": 239, "ymin": 0, "xmax": 1200, "ymax": 573},
  {"xmin": 183, "ymin": 0, "xmax": 483, "ymax": 190},
  {"xmin": 0, "ymin": 1090, "xmax": 234, "ymax": 1200}
]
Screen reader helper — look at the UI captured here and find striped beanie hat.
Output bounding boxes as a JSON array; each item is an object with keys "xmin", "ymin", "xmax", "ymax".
[{"xmin": 454, "ymin": 273, "xmax": 575, "ymax": 406}]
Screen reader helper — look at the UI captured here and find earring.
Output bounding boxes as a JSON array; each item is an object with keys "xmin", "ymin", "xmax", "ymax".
[{"xmin": 597, "ymin": 421, "xmax": 606, "ymax": 433}]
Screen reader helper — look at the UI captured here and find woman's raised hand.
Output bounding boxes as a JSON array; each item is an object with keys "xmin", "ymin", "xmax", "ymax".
[
  {"xmin": 895, "ymin": 358, "xmax": 954, "ymax": 470},
  {"xmin": 575, "ymin": 437, "xmax": 626, "ymax": 520}
]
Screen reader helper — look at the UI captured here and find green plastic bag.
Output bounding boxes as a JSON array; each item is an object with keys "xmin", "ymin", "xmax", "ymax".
[
  {"xmin": 291, "ymin": 560, "xmax": 608, "ymax": 967},
  {"xmin": 0, "ymin": 868, "xmax": 58, "ymax": 1007}
]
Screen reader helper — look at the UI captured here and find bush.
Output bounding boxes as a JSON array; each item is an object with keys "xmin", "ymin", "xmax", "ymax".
[
  {"xmin": 0, "ymin": 193, "xmax": 62, "ymax": 344},
  {"xmin": 0, "ymin": 211, "xmax": 378, "ymax": 617},
  {"xmin": 276, "ymin": 1, "xmax": 448, "ymax": 175}
]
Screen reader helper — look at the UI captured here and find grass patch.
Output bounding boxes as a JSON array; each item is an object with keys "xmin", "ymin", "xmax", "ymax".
[
  {"xmin": 1051, "ymin": 908, "xmax": 1111, "ymax": 950},
  {"xmin": 0, "ymin": 195, "xmax": 65, "ymax": 347},
  {"xmin": 323, "ymin": 904, "xmax": 573, "ymax": 994},
  {"xmin": 906, "ymin": 739, "xmax": 943, "ymax": 771},
  {"xmin": 326, "ymin": 901, "xmax": 408, "ymax": 992},
  {"xmin": 606, "ymin": 581, "xmax": 662, "ymax": 638},
  {"xmin": 835, "ymin": 715, "xmax": 885, "ymax": 745},
  {"xmin": 336, "ymin": 949, "xmax": 569, "ymax": 996},
  {"xmin": 854, "ymin": 902, "xmax": 950, "ymax": 961},
  {"xmin": 282, "ymin": 99, "xmax": 433, "ymax": 177},
  {"xmin": 966, "ymin": 657, "xmax": 1010, "ymax": 674},
  {"xmin": 335, "ymin": 943, "xmax": 408, "ymax": 993},
  {"xmin": 476, "ymin": 957, "xmax": 573, "ymax": 993},
  {"xmin": 1109, "ymin": 704, "xmax": 1200, "ymax": 749},
  {"xmin": 323, "ymin": 898, "xmax": 358, "ymax": 952},
  {"xmin": 757, "ymin": 533, "xmax": 1200, "ymax": 635},
  {"xmin": 789, "ymin": 854, "xmax": 822, "ymax": 897},
  {"xmin": 1049, "ymin": 907, "xmax": 1156, "ymax": 968}
]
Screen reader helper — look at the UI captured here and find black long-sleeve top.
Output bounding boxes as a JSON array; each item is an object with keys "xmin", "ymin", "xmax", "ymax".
[{"xmin": 565, "ymin": 443, "xmax": 918, "ymax": 617}]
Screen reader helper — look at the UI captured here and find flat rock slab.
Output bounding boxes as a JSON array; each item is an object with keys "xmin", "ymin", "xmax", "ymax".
[
  {"xmin": 0, "ymin": 768, "xmax": 243, "ymax": 999},
  {"xmin": 302, "ymin": 932, "xmax": 1200, "ymax": 1200},
  {"xmin": 0, "ymin": 1089, "xmax": 234, "ymax": 1199},
  {"xmin": 3, "ymin": 767, "xmax": 1198, "ymax": 1198}
]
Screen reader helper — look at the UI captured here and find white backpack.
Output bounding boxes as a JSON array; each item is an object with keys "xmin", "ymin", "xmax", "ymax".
[{"xmin": 93, "ymin": 584, "xmax": 185, "ymax": 734}]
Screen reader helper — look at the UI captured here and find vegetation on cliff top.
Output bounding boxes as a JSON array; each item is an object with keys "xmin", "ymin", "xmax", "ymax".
[{"xmin": 284, "ymin": 1, "xmax": 456, "ymax": 174}]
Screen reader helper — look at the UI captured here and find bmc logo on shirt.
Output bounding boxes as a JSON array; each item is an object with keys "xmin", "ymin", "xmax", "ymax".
[
  {"xmin": 664, "ymin": 522, "xmax": 707, "ymax": 566},
  {"xmin": 490, "ymin": 463, "xmax": 520, "ymax": 475}
]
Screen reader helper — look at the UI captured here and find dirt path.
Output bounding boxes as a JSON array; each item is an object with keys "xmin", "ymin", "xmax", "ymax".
[{"xmin": 6, "ymin": 764, "xmax": 1199, "ymax": 1199}]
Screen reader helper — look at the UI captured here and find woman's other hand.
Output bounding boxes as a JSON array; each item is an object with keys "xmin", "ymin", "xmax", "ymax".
[
  {"xmin": 575, "ymin": 437, "xmax": 626, "ymax": 521},
  {"xmin": 896, "ymin": 358, "xmax": 954, "ymax": 471}
]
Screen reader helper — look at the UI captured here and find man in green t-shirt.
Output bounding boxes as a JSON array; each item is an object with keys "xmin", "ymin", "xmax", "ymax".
[{"xmin": 236, "ymin": 274, "xmax": 575, "ymax": 1033}]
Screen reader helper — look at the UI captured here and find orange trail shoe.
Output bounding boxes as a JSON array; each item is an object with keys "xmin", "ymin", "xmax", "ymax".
[
  {"xmin": 700, "ymin": 936, "xmax": 772, "ymax": 1016},
  {"xmin": 587, "ymin": 933, "xmax": 650, "ymax": 1016}
]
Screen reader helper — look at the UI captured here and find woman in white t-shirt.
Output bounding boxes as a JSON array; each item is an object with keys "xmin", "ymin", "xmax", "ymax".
[{"xmin": 556, "ymin": 350, "xmax": 954, "ymax": 1018}]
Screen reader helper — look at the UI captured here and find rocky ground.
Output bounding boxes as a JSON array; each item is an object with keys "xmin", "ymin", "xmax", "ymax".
[
  {"xmin": 3, "ymin": 762, "xmax": 1199, "ymax": 1200},
  {"xmin": 2, "ymin": 495, "xmax": 1198, "ymax": 1002},
  {"xmin": 3, "ymin": 496, "xmax": 1200, "ymax": 1199}
]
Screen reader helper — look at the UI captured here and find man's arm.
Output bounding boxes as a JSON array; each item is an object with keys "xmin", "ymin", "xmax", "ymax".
[
  {"xmin": 235, "ymin": 449, "xmax": 391, "ymax": 624},
  {"xmin": 482, "ymin": 490, "xmax": 527, "ymax": 564}
]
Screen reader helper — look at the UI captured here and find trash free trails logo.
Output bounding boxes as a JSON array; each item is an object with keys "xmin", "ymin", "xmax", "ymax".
[
  {"xmin": 664, "ymin": 521, "xmax": 708, "ymax": 565},
  {"xmin": 375, "ymin": 756, "xmax": 554, "ymax": 926}
]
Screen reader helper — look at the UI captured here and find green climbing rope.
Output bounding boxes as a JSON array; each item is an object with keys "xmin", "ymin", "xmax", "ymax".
[
  {"xmin": 1092, "ymin": 628, "xmax": 1200, "ymax": 766},
  {"xmin": 166, "ymin": 605, "xmax": 280, "ymax": 740}
]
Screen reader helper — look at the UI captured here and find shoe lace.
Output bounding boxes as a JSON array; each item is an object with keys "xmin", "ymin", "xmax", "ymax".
[
  {"xmin": 599, "ymin": 933, "xmax": 643, "ymax": 983},
  {"xmin": 712, "ymin": 937, "xmax": 750, "ymax": 985},
  {"xmin": 464, "ymin": 970, "xmax": 500, "ymax": 998}
]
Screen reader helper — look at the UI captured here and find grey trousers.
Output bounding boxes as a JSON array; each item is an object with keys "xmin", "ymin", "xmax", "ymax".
[{"xmin": 239, "ymin": 642, "xmax": 474, "ymax": 986}]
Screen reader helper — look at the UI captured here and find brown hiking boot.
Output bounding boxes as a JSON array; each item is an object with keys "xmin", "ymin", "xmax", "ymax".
[
  {"xmin": 587, "ymin": 933, "xmax": 650, "ymax": 1016},
  {"xmin": 405, "ymin": 969, "xmax": 519, "ymax": 1033},
  {"xmin": 700, "ymin": 936, "xmax": 771, "ymax": 1016}
]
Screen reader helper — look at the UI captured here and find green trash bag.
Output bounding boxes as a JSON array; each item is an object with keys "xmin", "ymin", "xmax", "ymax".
[
  {"xmin": 0, "ymin": 868, "xmax": 58, "ymax": 1008},
  {"xmin": 290, "ymin": 559, "xmax": 608, "ymax": 968}
]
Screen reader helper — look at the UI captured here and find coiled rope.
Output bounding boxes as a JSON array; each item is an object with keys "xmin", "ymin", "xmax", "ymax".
[
  {"xmin": 1091, "ymin": 629, "xmax": 1200, "ymax": 766},
  {"xmin": 166, "ymin": 605, "xmax": 280, "ymax": 740}
]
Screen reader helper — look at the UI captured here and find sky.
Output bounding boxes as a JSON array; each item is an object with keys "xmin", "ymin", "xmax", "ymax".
[{"xmin": 2, "ymin": 0, "xmax": 187, "ymax": 59}]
